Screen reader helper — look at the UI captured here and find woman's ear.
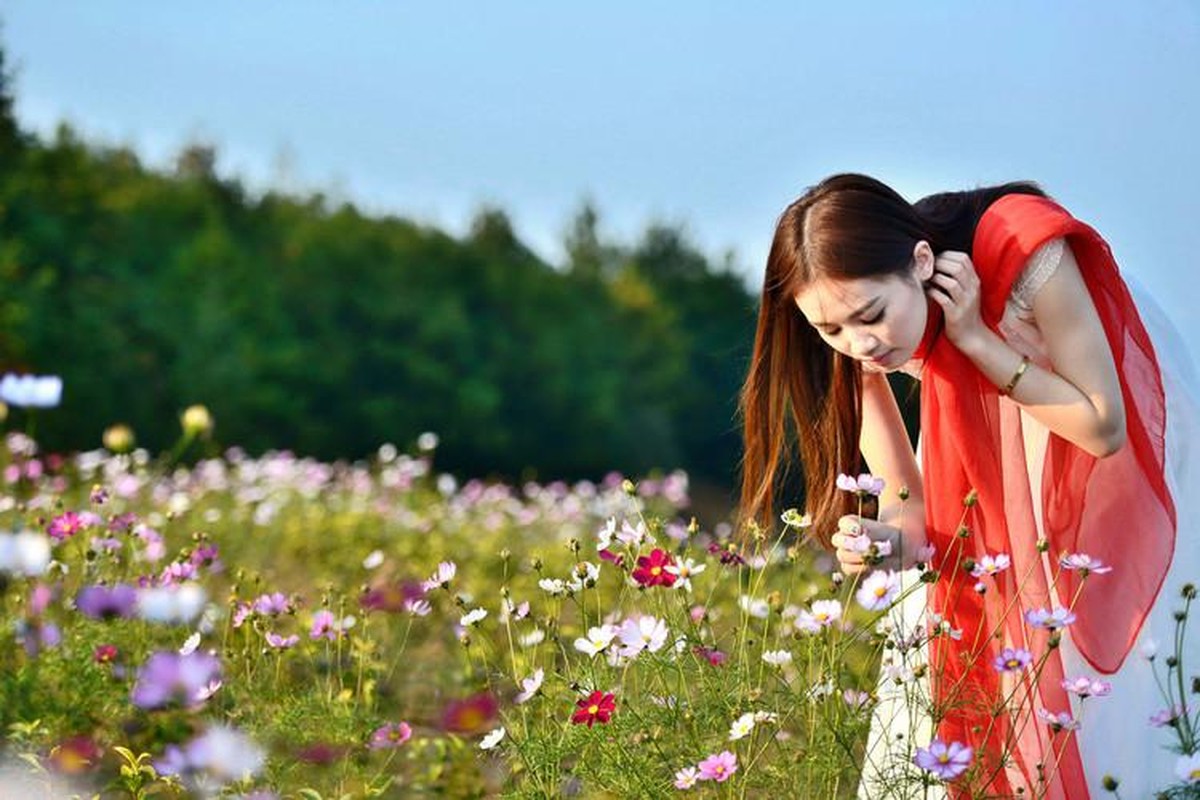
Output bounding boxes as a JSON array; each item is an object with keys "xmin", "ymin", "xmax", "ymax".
[{"xmin": 913, "ymin": 240, "xmax": 935, "ymax": 282}]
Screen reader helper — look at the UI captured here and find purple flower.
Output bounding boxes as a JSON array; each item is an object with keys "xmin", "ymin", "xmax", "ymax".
[
  {"xmin": 253, "ymin": 592, "xmax": 292, "ymax": 616},
  {"xmin": 265, "ymin": 632, "xmax": 299, "ymax": 650},
  {"xmin": 76, "ymin": 584, "xmax": 138, "ymax": 620},
  {"xmin": 696, "ymin": 750, "xmax": 738, "ymax": 782},
  {"xmin": 1150, "ymin": 704, "xmax": 1189, "ymax": 728},
  {"xmin": 1024, "ymin": 607, "xmax": 1077, "ymax": 630},
  {"xmin": 368, "ymin": 722, "xmax": 412, "ymax": 749},
  {"xmin": 914, "ymin": 738, "xmax": 973, "ymax": 780},
  {"xmin": 993, "ymin": 647, "xmax": 1033, "ymax": 673},
  {"xmin": 131, "ymin": 650, "xmax": 222, "ymax": 710}
]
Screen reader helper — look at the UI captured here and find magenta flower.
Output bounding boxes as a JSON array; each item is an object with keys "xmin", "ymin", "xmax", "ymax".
[
  {"xmin": 696, "ymin": 750, "xmax": 738, "ymax": 782},
  {"xmin": 48, "ymin": 511, "xmax": 88, "ymax": 542},
  {"xmin": 913, "ymin": 739, "xmax": 973, "ymax": 780},
  {"xmin": 1150, "ymin": 704, "xmax": 1189, "ymax": 728},
  {"xmin": 992, "ymin": 647, "xmax": 1034, "ymax": 673},
  {"xmin": 368, "ymin": 722, "xmax": 412, "ymax": 749},
  {"xmin": 631, "ymin": 549, "xmax": 678, "ymax": 588},
  {"xmin": 131, "ymin": 650, "xmax": 222, "ymax": 709},
  {"xmin": 76, "ymin": 584, "xmax": 138, "ymax": 620}
]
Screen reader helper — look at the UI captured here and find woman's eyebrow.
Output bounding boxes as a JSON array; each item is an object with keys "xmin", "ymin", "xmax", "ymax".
[{"xmin": 810, "ymin": 297, "xmax": 878, "ymax": 328}]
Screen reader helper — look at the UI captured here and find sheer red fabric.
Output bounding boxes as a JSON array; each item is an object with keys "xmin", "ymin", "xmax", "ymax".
[{"xmin": 912, "ymin": 194, "xmax": 1175, "ymax": 798}]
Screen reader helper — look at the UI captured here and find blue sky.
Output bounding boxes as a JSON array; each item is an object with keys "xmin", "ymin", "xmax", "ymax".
[{"xmin": 4, "ymin": 2, "xmax": 1198, "ymax": 336}]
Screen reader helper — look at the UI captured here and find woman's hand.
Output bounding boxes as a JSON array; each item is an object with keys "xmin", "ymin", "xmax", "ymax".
[
  {"xmin": 832, "ymin": 515, "xmax": 903, "ymax": 575},
  {"xmin": 925, "ymin": 251, "xmax": 987, "ymax": 353}
]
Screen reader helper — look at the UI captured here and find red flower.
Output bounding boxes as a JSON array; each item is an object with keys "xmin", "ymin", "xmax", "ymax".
[
  {"xmin": 93, "ymin": 644, "xmax": 119, "ymax": 664},
  {"xmin": 441, "ymin": 692, "xmax": 500, "ymax": 734},
  {"xmin": 572, "ymin": 690, "xmax": 616, "ymax": 727},
  {"xmin": 631, "ymin": 549, "xmax": 678, "ymax": 588}
]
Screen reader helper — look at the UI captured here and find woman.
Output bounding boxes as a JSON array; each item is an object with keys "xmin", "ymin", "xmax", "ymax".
[{"xmin": 738, "ymin": 174, "xmax": 1198, "ymax": 798}]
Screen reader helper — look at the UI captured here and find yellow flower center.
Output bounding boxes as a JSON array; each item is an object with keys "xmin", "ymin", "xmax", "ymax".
[
  {"xmin": 588, "ymin": 704, "xmax": 599, "ymax": 715},
  {"xmin": 651, "ymin": 566, "xmax": 661, "ymax": 576},
  {"xmin": 938, "ymin": 753, "xmax": 950, "ymax": 764}
]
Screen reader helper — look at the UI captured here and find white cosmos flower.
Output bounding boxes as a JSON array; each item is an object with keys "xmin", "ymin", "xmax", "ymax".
[
  {"xmin": 421, "ymin": 561, "xmax": 457, "ymax": 591},
  {"xmin": 538, "ymin": 578, "xmax": 567, "ymax": 596},
  {"xmin": 617, "ymin": 615, "xmax": 668, "ymax": 658},
  {"xmin": 574, "ymin": 625, "xmax": 618, "ymax": 657},
  {"xmin": 0, "ymin": 531, "xmax": 51, "ymax": 576},
  {"xmin": 460, "ymin": 608, "xmax": 487, "ymax": 627},
  {"xmin": 762, "ymin": 649, "xmax": 793, "ymax": 667},
  {"xmin": 179, "ymin": 632, "xmax": 201, "ymax": 655},
  {"xmin": 362, "ymin": 549, "xmax": 385, "ymax": 570},
  {"xmin": 664, "ymin": 557, "xmax": 705, "ymax": 592},
  {"xmin": 739, "ymin": 595, "xmax": 770, "ymax": 619},
  {"xmin": 565, "ymin": 561, "xmax": 600, "ymax": 592},
  {"xmin": 515, "ymin": 668, "xmax": 544, "ymax": 704},
  {"xmin": 138, "ymin": 583, "xmax": 207, "ymax": 624},
  {"xmin": 519, "ymin": 629, "xmax": 545, "ymax": 648},
  {"xmin": 729, "ymin": 712, "xmax": 756, "ymax": 741},
  {"xmin": 0, "ymin": 373, "xmax": 63, "ymax": 408},
  {"xmin": 855, "ymin": 570, "xmax": 901, "ymax": 611},
  {"xmin": 479, "ymin": 726, "xmax": 506, "ymax": 751}
]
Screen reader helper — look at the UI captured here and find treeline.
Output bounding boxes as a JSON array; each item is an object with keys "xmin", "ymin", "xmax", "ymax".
[{"xmin": 0, "ymin": 47, "xmax": 757, "ymax": 484}]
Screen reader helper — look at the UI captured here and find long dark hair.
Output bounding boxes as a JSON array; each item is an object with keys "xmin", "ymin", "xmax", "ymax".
[{"xmin": 737, "ymin": 173, "xmax": 1045, "ymax": 544}]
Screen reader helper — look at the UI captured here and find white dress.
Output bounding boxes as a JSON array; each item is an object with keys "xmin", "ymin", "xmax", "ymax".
[{"xmin": 857, "ymin": 239, "xmax": 1200, "ymax": 799}]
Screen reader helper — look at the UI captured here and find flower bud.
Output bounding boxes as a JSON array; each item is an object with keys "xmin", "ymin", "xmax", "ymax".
[
  {"xmin": 1174, "ymin": 610, "xmax": 1187, "ymax": 622},
  {"xmin": 956, "ymin": 525, "xmax": 970, "ymax": 539},
  {"xmin": 1035, "ymin": 538, "xmax": 1049, "ymax": 553},
  {"xmin": 1167, "ymin": 656, "xmax": 1179, "ymax": 668},
  {"xmin": 963, "ymin": 489, "xmax": 978, "ymax": 507},
  {"xmin": 180, "ymin": 405, "xmax": 214, "ymax": 436},
  {"xmin": 898, "ymin": 485, "xmax": 910, "ymax": 501},
  {"xmin": 102, "ymin": 424, "xmax": 136, "ymax": 453},
  {"xmin": 621, "ymin": 479, "xmax": 636, "ymax": 496},
  {"xmin": 1183, "ymin": 583, "xmax": 1197, "ymax": 600},
  {"xmin": 1101, "ymin": 775, "xmax": 1119, "ymax": 792}
]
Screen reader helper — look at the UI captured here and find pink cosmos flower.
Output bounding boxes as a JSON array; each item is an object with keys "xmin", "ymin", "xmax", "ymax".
[
  {"xmin": 1061, "ymin": 676, "xmax": 1112, "ymax": 698},
  {"xmin": 970, "ymin": 553, "xmax": 1011, "ymax": 578},
  {"xmin": 696, "ymin": 750, "xmax": 738, "ymax": 782},
  {"xmin": 914, "ymin": 739, "xmax": 972, "ymax": 780},
  {"xmin": 1149, "ymin": 704, "xmax": 1188, "ymax": 728},
  {"xmin": 265, "ymin": 632, "xmax": 299, "ymax": 649},
  {"xmin": 368, "ymin": 722, "xmax": 412, "ymax": 749},
  {"xmin": 1024, "ymin": 607, "xmax": 1077, "ymax": 630},
  {"xmin": 1037, "ymin": 708, "xmax": 1081, "ymax": 732},
  {"xmin": 310, "ymin": 610, "xmax": 337, "ymax": 640},
  {"xmin": 48, "ymin": 511, "xmax": 87, "ymax": 542},
  {"xmin": 836, "ymin": 472, "xmax": 885, "ymax": 497},
  {"xmin": 421, "ymin": 561, "xmax": 457, "ymax": 591},
  {"xmin": 1059, "ymin": 553, "xmax": 1113, "ymax": 575}
]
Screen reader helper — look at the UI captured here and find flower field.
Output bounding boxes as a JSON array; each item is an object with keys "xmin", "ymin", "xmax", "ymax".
[{"xmin": 0, "ymin": 405, "xmax": 1196, "ymax": 798}]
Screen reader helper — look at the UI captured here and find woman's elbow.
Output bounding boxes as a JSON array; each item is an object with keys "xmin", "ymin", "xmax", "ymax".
[{"xmin": 1092, "ymin": 411, "xmax": 1127, "ymax": 459}]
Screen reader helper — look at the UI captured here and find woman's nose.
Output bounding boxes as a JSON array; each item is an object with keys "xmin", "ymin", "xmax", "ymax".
[{"xmin": 848, "ymin": 330, "xmax": 878, "ymax": 357}]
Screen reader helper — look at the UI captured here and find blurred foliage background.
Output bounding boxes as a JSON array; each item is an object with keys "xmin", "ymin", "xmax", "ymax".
[{"xmin": 0, "ymin": 41, "xmax": 760, "ymax": 494}]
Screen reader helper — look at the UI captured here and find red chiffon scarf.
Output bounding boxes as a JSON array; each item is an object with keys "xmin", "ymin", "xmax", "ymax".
[{"xmin": 914, "ymin": 194, "xmax": 1175, "ymax": 798}]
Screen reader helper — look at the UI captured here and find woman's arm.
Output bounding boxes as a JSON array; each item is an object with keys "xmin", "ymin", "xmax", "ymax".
[
  {"xmin": 948, "ymin": 244, "xmax": 1125, "ymax": 458},
  {"xmin": 847, "ymin": 372, "xmax": 928, "ymax": 569}
]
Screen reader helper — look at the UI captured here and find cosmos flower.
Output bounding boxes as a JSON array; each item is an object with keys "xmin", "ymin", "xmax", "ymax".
[
  {"xmin": 571, "ymin": 690, "xmax": 616, "ymax": 727},
  {"xmin": 913, "ymin": 739, "xmax": 973, "ymax": 781},
  {"xmin": 368, "ymin": 722, "xmax": 412, "ymax": 749},
  {"xmin": 696, "ymin": 750, "xmax": 738, "ymax": 782}
]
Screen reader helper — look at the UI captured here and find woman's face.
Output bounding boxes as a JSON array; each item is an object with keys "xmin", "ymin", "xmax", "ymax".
[{"xmin": 792, "ymin": 248, "xmax": 932, "ymax": 372}]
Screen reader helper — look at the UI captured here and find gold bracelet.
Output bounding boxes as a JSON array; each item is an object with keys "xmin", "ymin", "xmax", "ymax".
[{"xmin": 1000, "ymin": 355, "xmax": 1031, "ymax": 396}]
